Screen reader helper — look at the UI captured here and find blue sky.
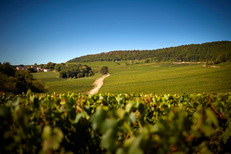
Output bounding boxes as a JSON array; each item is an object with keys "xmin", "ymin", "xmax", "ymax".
[{"xmin": 0, "ymin": 0, "xmax": 230, "ymax": 65}]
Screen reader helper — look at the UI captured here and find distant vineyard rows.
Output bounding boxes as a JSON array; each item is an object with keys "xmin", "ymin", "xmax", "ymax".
[{"xmin": 0, "ymin": 92, "xmax": 231, "ymax": 153}]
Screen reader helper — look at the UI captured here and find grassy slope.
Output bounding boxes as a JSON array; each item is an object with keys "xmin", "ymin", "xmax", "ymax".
[
  {"xmin": 35, "ymin": 61, "xmax": 231, "ymax": 94},
  {"xmin": 103, "ymin": 62, "xmax": 231, "ymax": 94},
  {"xmin": 33, "ymin": 71, "xmax": 101, "ymax": 93},
  {"xmin": 86, "ymin": 61, "xmax": 231, "ymax": 94}
]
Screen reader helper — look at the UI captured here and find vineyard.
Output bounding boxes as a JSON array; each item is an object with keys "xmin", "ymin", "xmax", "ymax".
[{"xmin": 0, "ymin": 91, "xmax": 231, "ymax": 153}]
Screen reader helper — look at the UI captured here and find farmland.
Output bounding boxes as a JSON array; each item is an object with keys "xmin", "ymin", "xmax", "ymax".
[
  {"xmin": 2, "ymin": 55, "xmax": 231, "ymax": 154},
  {"xmin": 33, "ymin": 71, "xmax": 101, "ymax": 93},
  {"xmin": 2, "ymin": 60, "xmax": 230, "ymax": 154},
  {"xmin": 35, "ymin": 61, "xmax": 231, "ymax": 94},
  {"xmin": 100, "ymin": 62, "xmax": 231, "ymax": 94}
]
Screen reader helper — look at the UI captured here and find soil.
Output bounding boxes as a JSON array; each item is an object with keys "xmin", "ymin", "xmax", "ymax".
[{"xmin": 87, "ymin": 73, "xmax": 110, "ymax": 95}]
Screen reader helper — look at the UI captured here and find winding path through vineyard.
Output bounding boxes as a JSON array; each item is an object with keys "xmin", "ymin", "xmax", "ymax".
[{"xmin": 88, "ymin": 73, "xmax": 110, "ymax": 94}]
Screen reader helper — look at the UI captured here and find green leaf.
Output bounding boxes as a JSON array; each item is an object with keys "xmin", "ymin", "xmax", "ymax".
[
  {"xmin": 52, "ymin": 127, "xmax": 64, "ymax": 143},
  {"xmin": 42, "ymin": 125, "xmax": 51, "ymax": 139},
  {"xmin": 99, "ymin": 95, "xmax": 104, "ymax": 100},
  {"xmin": 164, "ymin": 94, "xmax": 169, "ymax": 100},
  {"xmin": 221, "ymin": 122, "xmax": 231, "ymax": 144},
  {"xmin": 102, "ymin": 119, "xmax": 117, "ymax": 132},
  {"xmin": 91, "ymin": 109, "xmax": 107, "ymax": 131},
  {"xmin": 116, "ymin": 148, "xmax": 126, "ymax": 154},
  {"xmin": 128, "ymin": 146, "xmax": 143, "ymax": 154},
  {"xmin": 70, "ymin": 113, "xmax": 82, "ymax": 124},
  {"xmin": 116, "ymin": 95, "xmax": 123, "ymax": 103},
  {"xmin": 26, "ymin": 89, "xmax": 32, "ymax": 96},
  {"xmin": 128, "ymin": 134, "xmax": 144, "ymax": 154},
  {"xmin": 130, "ymin": 112, "xmax": 136, "ymax": 123},
  {"xmin": 199, "ymin": 146, "xmax": 213, "ymax": 154},
  {"xmin": 60, "ymin": 99, "xmax": 66, "ymax": 105},
  {"xmin": 200, "ymin": 125, "xmax": 216, "ymax": 137},
  {"xmin": 42, "ymin": 126, "xmax": 64, "ymax": 151},
  {"xmin": 126, "ymin": 102, "xmax": 133, "ymax": 113},
  {"xmin": 116, "ymin": 108, "xmax": 126, "ymax": 119},
  {"xmin": 101, "ymin": 128, "xmax": 117, "ymax": 151},
  {"xmin": 128, "ymin": 136, "xmax": 144, "ymax": 154},
  {"xmin": 124, "ymin": 136, "xmax": 135, "ymax": 147},
  {"xmin": 205, "ymin": 108, "xmax": 218, "ymax": 127}
]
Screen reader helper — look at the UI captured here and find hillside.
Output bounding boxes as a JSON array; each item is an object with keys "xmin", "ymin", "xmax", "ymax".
[{"xmin": 68, "ymin": 41, "xmax": 231, "ymax": 63}]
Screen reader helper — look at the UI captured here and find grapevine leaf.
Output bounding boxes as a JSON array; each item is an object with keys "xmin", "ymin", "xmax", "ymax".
[
  {"xmin": 42, "ymin": 126, "xmax": 64, "ymax": 151},
  {"xmin": 126, "ymin": 102, "xmax": 133, "ymax": 113},
  {"xmin": 128, "ymin": 146, "xmax": 143, "ymax": 154},
  {"xmin": 130, "ymin": 112, "xmax": 136, "ymax": 123},
  {"xmin": 116, "ymin": 148, "xmax": 126, "ymax": 154},
  {"xmin": 116, "ymin": 108, "xmax": 125, "ymax": 119},
  {"xmin": 205, "ymin": 108, "xmax": 219, "ymax": 127},
  {"xmin": 164, "ymin": 94, "xmax": 169, "ymax": 100},
  {"xmin": 200, "ymin": 125, "xmax": 216, "ymax": 137},
  {"xmin": 101, "ymin": 128, "xmax": 117, "ymax": 152},
  {"xmin": 116, "ymin": 95, "xmax": 123, "ymax": 103},
  {"xmin": 221, "ymin": 122, "xmax": 231, "ymax": 144},
  {"xmin": 91, "ymin": 109, "xmax": 107, "ymax": 131},
  {"xmin": 128, "ymin": 136, "xmax": 143, "ymax": 154}
]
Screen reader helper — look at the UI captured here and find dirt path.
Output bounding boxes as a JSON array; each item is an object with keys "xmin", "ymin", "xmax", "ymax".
[{"xmin": 88, "ymin": 73, "xmax": 110, "ymax": 95}]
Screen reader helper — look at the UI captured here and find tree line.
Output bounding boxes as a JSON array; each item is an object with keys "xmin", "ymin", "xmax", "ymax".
[
  {"xmin": 0, "ymin": 62, "xmax": 47, "ymax": 94},
  {"xmin": 54, "ymin": 63, "xmax": 94, "ymax": 78},
  {"xmin": 67, "ymin": 41, "xmax": 231, "ymax": 64},
  {"xmin": 25, "ymin": 62, "xmax": 95, "ymax": 79}
]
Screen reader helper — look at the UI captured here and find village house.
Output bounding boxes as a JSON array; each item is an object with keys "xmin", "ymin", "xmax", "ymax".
[
  {"xmin": 16, "ymin": 66, "xmax": 28, "ymax": 70},
  {"xmin": 36, "ymin": 66, "xmax": 42, "ymax": 71},
  {"xmin": 34, "ymin": 66, "xmax": 42, "ymax": 71},
  {"xmin": 42, "ymin": 69, "xmax": 52, "ymax": 72},
  {"xmin": 16, "ymin": 65, "xmax": 53, "ymax": 72},
  {"xmin": 30, "ymin": 65, "xmax": 37, "ymax": 69},
  {"xmin": 30, "ymin": 66, "xmax": 44, "ymax": 71}
]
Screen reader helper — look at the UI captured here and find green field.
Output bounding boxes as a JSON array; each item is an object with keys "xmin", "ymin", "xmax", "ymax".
[
  {"xmin": 100, "ymin": 62, "xmax": 231, "ymax": 94},
  {"xmin": 34, "ymin": 61, "xmax": 231, "ymax": 94},
  {"xmin": 33, "ymin": 71, "xmax": 101, "ymax": 93}
]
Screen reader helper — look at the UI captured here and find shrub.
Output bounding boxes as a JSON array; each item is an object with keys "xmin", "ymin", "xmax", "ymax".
[{"xmin": 100, "ymin": 66, "xmax": 109, "ymax": 74}]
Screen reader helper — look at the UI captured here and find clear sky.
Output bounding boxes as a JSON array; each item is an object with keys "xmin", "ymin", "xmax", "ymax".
[{"xmin": 0, "ymin": 0, "xmax": 230, "ymax": 65}]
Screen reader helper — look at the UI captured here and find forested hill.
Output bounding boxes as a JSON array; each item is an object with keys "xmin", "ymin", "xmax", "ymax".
[{"xmin": 68, "ymin": 41, "xmax": 231, "ymax": 63}]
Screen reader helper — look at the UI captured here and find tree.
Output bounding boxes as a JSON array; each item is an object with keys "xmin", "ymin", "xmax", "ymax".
[
  {"xmin": 55, "ymin": 64, "xmax": 62, "ymax": 72},
  {"xmin": 100, "ymin": 66, "xmax": 109, "ymax": 74},
  {"xmin": 0, "ymin": 63, "xmax": 47, "ymax": 94},
  {"xmin": 66, "ymin": 70, "xmax": 72, "ymax": 78},
  {"xmin": 57, "ymin": 64, "xmax": 93, "ymax": 79},
  {"xmin": 59, "ymin": 70, "xmax": 67, "ymax": 78},
  {"xmin": 67, "ymin": 41, "xmax": 231, "ymax": 63},
  {"xmin": 77, "ymin": 73, "xmax": 83, "ymax": 78},
  {"xmin": 89, "ymin": 70, "xmax": 94, "ymax": 76},
  {"xmin": 28, "ymin": 68, "xmax": 37, "ymax": 73},
  {"xmin": 14, "ymin": 70, "xmax": 34, "ymax": 93},
  {"xmin": 31, "ymin": 80, "xmax": 47, "ymax": 93},
  {"xmin": 44, "ymin": 62, "xmax": 56, "ymax": 69},
  {"xmin": 0, "ymin": 62, "xmax": 16, "ymax": 76}
]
